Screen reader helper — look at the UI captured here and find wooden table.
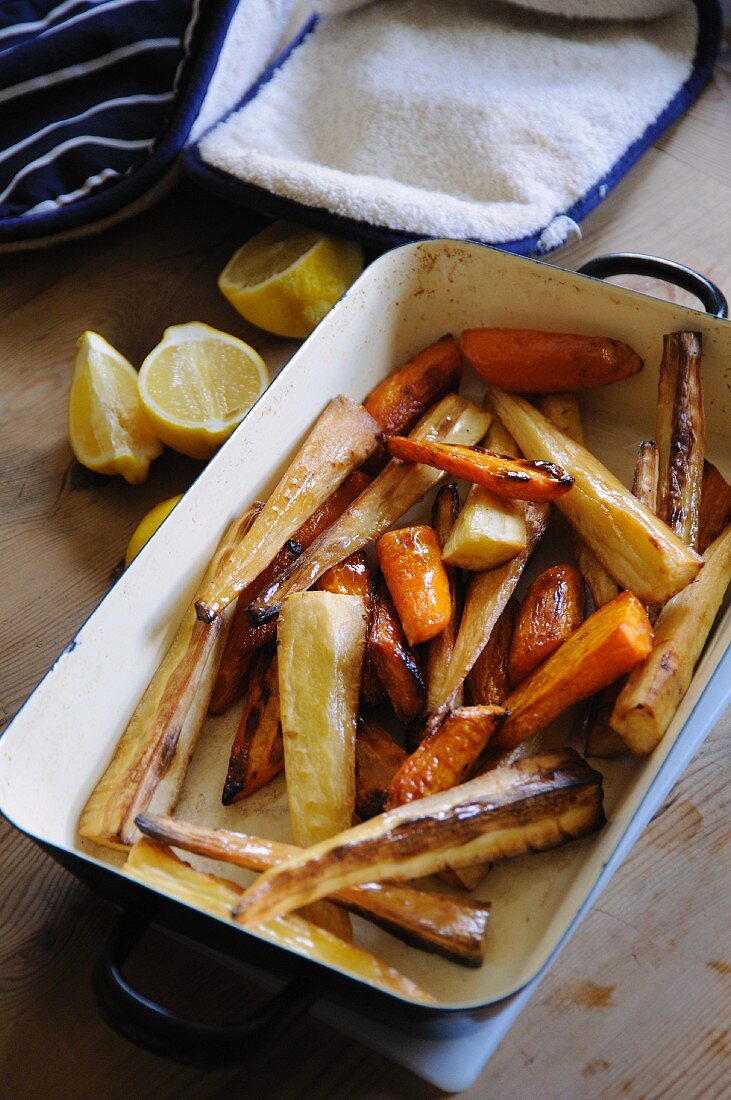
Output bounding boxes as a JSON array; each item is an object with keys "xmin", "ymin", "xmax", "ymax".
[{"xmin": 2, "ymin": 55, "xmax": 730, "ymax": 1100}]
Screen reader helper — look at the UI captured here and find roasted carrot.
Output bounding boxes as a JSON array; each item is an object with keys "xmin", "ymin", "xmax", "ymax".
[
  {"xmin": 698, "ymin": 461, "xmax": 731, "ymax": 554},
  {"xmin": 209, "ymin": 472, "xmax": 370, "ymax": 715},
  {"xmin": 355, "ymin": 719, "xmax": 408, "ymax": 820},
  {"xmin": 466, "ymin": 597, "xmax": 517, "ymax": 707},
  {"xmin": 508, "ymin": 564, "xmax": 584, "ymax": 686},
  {"xmin": 385, "ymin": 436, "xmax": 573, "ymax": 503},
  {"xmin": 364, "ymin": 335, "xmax": 462, "ymax": 438},
  {"xmin": 377, "ymin": 525, "xmax": 451, "ymax": 647},
  {"xmin": 387, "ymin": 706, "xmax": 506, "ymax": 809},
  {"xmin": 461, "ymin": 328, "xmax": 643, "ymax": 392},
  {"xmin": 492, "ymin": 591, "xmax": 653, "ymax": 751},
  {"xmin": 316, "ymin": 550, "xmax": 384, "ymax": 711},
  {"xmin": 368, "ymin": 577, "xmax": 425, "ymax": 724},
  {"xmin": 222, "ymin": 648, "xmax": 283, "ymax": 805}
]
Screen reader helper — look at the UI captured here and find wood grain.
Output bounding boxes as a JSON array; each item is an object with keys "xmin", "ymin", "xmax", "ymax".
[{"xmin": 1, "ymin": 75, "xmax": 730, "ymax": 1098}]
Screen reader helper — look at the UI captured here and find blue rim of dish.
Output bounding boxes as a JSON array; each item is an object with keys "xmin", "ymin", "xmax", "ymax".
[{"xmin": 185, "ymin": 0, "xmax": 723, "ymax": 256}]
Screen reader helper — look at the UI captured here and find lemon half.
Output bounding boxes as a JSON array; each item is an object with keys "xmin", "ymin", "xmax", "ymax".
[
  {"xmin": 137, "ymin": 322, "xmax": 269, "ymax": 460},
  {"xmin": 218, "ymin": 221, "xmax": 364, "ymax": 339},
  {"xmin": 68, "ymin": 331, "xmax": 162, "ymax": 484}
]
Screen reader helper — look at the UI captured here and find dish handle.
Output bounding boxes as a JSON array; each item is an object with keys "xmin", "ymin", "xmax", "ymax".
[
  {"xmin": 577, "ymin": 253, "xmax": 728, "ymax": 319},
  {"xmin": 92, "ymin": 908, "xmax": 322, "ymax": 1067}
]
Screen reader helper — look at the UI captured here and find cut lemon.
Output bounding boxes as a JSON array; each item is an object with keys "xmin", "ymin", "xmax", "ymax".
[
  {"xmin": 125, "ymin": 495, "xmax": 183, "ymax": 566},
  {"xmin": 137, "ymin": 322, "xmax": 269, "ymax": 460},
  {"xmin": 68, "ymin": 331, "xmax": 162, "ymax": 485},
  {"xmin": 218, "ymin": 221, "xmax": 364, "ymax": 339}
]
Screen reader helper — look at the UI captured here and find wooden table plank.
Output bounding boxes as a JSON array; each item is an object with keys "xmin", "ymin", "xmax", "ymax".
[{"xmin": 1, "ymin": 76, "xmax": 730, "ymax": 1100}]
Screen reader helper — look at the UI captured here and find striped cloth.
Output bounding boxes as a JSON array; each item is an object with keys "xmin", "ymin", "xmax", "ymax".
[{"xmin": 0, "ymin": 0, "xmax": 220, "ymax": 239}]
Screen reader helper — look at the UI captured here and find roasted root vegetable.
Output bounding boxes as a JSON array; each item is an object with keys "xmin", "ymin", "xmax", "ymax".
[
  {"xmin": 210, "ymin": 471, "xmax": 370, "ymax": 715},
  {"xmin": 461, "ymin": 328, "xmax": 643, "ymax": 392},
  {"xmin": 632, "ymin": 439, "xmax": 660, "ymax": 516},
  {"xmin": 125, "ymin": 839, "xmax": 435, "ymax": 1001},
  {"xmin": 233, "ymin": 750, "xmax": 605, "ymax": 926},
  {"xmin": 316, "ymin": 550, "xmax": 371, "ymax": 601},
  {"xmin": 249, "ymin": 395, "xmax": 492, "ymax": 620},
  {"xmin": 698, "ymin": 462, "xmax": 731, "ymax": 554},
  {"xmin": 610, "ymin": 523, "xmax": 731, "ymax": 755},
  {"xmin": 363, "ymin": 334, "xmax": 462, "ymax": 470},
  {"xmin": 195, "ymin": 396, "xmax": 380, "ymax": 622},
  {"xmin": 442, "ymin": 485, "xmax": 526, "ymax": 571},
  {"xmin": 508, "ymin": 565, "xmax": 584, "ymax": 686},
  {"xmin": 368, "ymin": 578, "xmax": 426, "ymax": 724},
  {"xmin": 387, "ymin": 706, "xmax": 506, "ymax": 808},
  {"xmin": 467, "ymin": 598, "xmax": 518, "ymax": 707},
  {"xmin": 427, "ymin": 485, "xmax": 463, "ymax": 714},
  {"xmin": 377, "ymin": 526, "xmax": 451, "ymax": 646},
  {"xmin": 537, "ymin": 394, "xmax": 619, "ymax": 610},
  {"xmin": 135, "ymin": 814, "xmax": 491, "ymax": 967},
  {"xmin": 222, "ymin": 648, "xmax": 282, "ymax": 805},
  {"xmin": 428, "ymin": 502, "xmax": 550, "ymax": 718},
  {"xmin": 79, "ymin": 506, "xmax": 259, "ymax": 850},
  {"xmin": 655, "ymin": 332, "xmax": 704, "ymax": 549},
  {"xmin": 385, "ymin": 436, "xmax": 573, "ymax": 503},
  {"xmin": 490, "ymin": 386, "xmax": 702, "ymax": 604},
  {"xmin": 492, "ymin": 591, "xmax": 653, "ymax": 751},
  {"xmin": 355, "ymin": 719, "xmax": 407, "ymax": 820}
]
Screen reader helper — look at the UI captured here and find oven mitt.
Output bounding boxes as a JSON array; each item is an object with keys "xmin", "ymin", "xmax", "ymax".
[
  {"xmin": 0, "ymin": 0, "xmax": 722, "ymax": 253},
  {"xmin": 190, "ymin": 0, "xmax": 722, "ymax": 254}
]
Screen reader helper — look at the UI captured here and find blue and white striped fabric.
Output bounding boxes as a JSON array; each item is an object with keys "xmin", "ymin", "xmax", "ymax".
[{"xmin": 0, "ymin": 0, "xmax": 239, "ymax": 245}]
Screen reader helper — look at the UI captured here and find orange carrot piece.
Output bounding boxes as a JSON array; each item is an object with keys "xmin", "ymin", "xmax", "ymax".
[
  {"xmin": 377, "ymin": 525, "xmax": 452, "ymax": 646},
  {"xmin": 492, "ymin": 591, "xmax": 653, "ymax": 751},
  {"xmin": 508, "ymin": 564, "xmax": 584, "ymax": 685},
  {"xmin": 222, "ymin": 648, "xmax": 283, "ymax": 804},
  {"xmin": 461, "ymin": 328, "xmax": 643, "ymax": 393},
  {"xmin": 466, "ymin": 597, "xmax": 518, "ymax": 707},
  {"xmin": 387, "ymin": 706, "xmax": 506, "ymax": 808},
  {"xmin": 698, "ymin": 461, "xmax": 731, "ymax": 554},
  {"xmin": 355, "ymin": 719, "xmax": 408, "ymax": 820},
  {"xmin": 364, "ymin": 335, "xmax": 462, "ymax": 438},
  {"xmin": 316, "ymin": 550, "xmax": 371, "ymax": 601},
  {"xmin": 385, "ymin": 436, "xmax": 573, "ymax": 503},
  {"xmin": 210, "ymin": 471, "xmax": 370, "ymax": 715},
  {"xmin": 368, "ymin": 578, "xmax": 425, "ymax": 724}
]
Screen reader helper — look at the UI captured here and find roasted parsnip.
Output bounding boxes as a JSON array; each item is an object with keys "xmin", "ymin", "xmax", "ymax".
[
  {"xmin": 387, "ymin": 706, "xmax": 506, "ymax": 808},
  {"xmin": 248, "ymin": 395, "xmax": 493, "ymax": 620},
  {"xmin": 363, "ymin": 334, "xmax": 462, "ymax": 470},
  {"xmin": 537, "ymin": 394, "xmax": 619, "ymax": 610},
  {"xmin": 442, "ymin": 485, "xmax": 526, "ymax": 571},
  {"xmin": 427, "ymin": 485, "xmax": 463, "ymax": 714},
  {"xmin": 655, "ymin": 332, "xmax": 704, "ymax": 549},
  {"xmin": 461, "ymin": 328, "xmax": 642, "ymax": 392},
  {"xmin": 135, "ymin": 815, "xmax": 491, "ymax": 967},
  {"xmin": 377, "ymin": 526, "xmax": 451, "ymax": 646},
  {"xmin": 368, "ymin": 577, "xmax": 426, "ymax": 724},
  {"xmin": 125, "ymin": 839, "xmax": 436, "ymax": 1002},
  {"xmin": 698, "ymin": 461, "xmax": 731, "ymax": 553},
  {"xmin": 493, "ymin": 592, "xmax": 653, "ymax": 751},
  {"xmin": 490, "ymin": 386, "xmax": 702, "ymax": 604},
  {"xmin": 385, "ymin": 436, "xmax": 573, "ymax": 502},
  {"xmin": 355, "ymin": 719, "xmax": 407, "ymax": 821},
  {"xmin": 221, "ymin": 648, "xmax": 282, "ymax": 805},
  {"xmin": 508, "ymin": 565, "xmax": 584, "ymax": 686},
  {"xmin": 233, "ymin": 750, "xmax": 605, "ymax": 926},
  {"xmin": 610, "ymin": 523, "xmax": 731, "ymax": 754},
  {"xmin": 195, "ymin": 396, "xmax": 380, "ymax": 622},
  {"xmin": 466, "ymin": 598, "xmax": 517, "ymax": 707},
  {"xmin": 210, "ymin": 471, "xmax": 370, "ymax": 715},
  {"xmin": 79, "ymin": 506, "xmax": 259, "ymax": 850}
]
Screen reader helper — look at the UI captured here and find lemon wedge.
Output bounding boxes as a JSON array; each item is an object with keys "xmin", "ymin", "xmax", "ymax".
[
  {"xmin": 218, "ymin": 221, "xmax": 364, "ymax": 338},
  {"xmin": 125, "ymin": 495, "xmax": 183, "ymax": 566},
  {"xmin": 68, "ymin": 331, "xmax": 162, "ymax": 484},
  {"xmin": 137, "ymin": 322, "xmax": 269, "ymax": 460}
]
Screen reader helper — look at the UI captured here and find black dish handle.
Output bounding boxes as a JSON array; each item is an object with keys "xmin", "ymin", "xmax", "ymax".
[
  {"xmin": 577, "ymin": 252, "xmax": 728, "ymax": 319},
  {"xmin": 92, "ymin": 909, "xmax": 321, "ymax": 1067}
]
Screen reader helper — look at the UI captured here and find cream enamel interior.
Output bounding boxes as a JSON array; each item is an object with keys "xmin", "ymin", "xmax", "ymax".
[{"xmin": 1, "ymin": 241, "xmax": 729, "ymax": 1010}]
